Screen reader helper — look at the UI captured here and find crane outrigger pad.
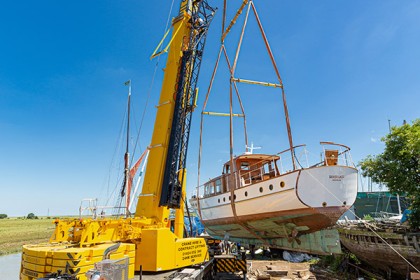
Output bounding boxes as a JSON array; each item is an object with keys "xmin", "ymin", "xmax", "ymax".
[{"xmin": 20, "ymin": 242, "xmax": 135, "ymax": 280}]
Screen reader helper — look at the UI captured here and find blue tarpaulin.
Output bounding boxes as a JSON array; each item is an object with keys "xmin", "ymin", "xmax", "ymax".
[
  {"xmin": 184, "ymin": 216, "xmax": 205, "ymax": 236},
  {"xmin": 401, "ymin": 209, "xmax": 412, "ymax": 223}
]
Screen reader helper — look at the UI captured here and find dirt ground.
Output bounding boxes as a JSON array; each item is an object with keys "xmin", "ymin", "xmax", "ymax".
[
  {"xmin": 245, "ymin": 260, "xmax": 342, "ymax": 280},
  {"xmin": 133, "ymin": 260, "xmax": 344, "ymax": 280}
]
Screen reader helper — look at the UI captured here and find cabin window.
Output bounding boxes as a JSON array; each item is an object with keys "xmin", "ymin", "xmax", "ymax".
[
  {"xmin": 262, "ymin": 161, "xmax": 276, "ymax": 178},
  {"xmin": 245, "ymin": 191, "xmax": 248, "ymax": 197},
  {"xmin": 224, "ymin": 164, "xmax": 230, "ymax": 174},
  {"xmin": 204, "ymin": 182, "xmax": 215, "ymax": 196},
  {"xmin": 259, "ymin": 187, "xmax": 263, "ymax": 193},
  {"xmin": 215, "ymin": 179, "xmax": 222, "ymax": 193},
  {"xmin": 263, "ymin": 163, "xmax": 270, "ymax": 174},
  {"xmin": 280, "ymin": 181, "xmax": 285, "ymax": 188},
  {"xmin": 240, "ymin": 162, "xmax": 250, "ymax": 170},
  {"xmin": 269, "ymin": 184, "xmax": 273, "ymax": 191}
]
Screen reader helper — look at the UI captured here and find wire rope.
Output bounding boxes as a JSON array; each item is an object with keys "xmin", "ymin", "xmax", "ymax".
[
  {"xmin": 130, "ymin": 0, "xmax": 176, "ymax": 162},
  {"xmin": 96, "ymin": 0, "xmax": 176, "ymax": 217},
  {"xmin": 113, "ymin": 0, "xmax": 177, "ymax": 215}
]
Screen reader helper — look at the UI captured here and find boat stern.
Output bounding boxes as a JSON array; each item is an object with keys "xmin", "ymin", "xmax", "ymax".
[{"xmin": 296, "ymin": 165, "xmax": 358, "ymax": 221}]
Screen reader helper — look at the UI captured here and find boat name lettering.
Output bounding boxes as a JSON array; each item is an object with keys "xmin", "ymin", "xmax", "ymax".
[{"xmin": 329, "ymin": 175, "xmax": 344, "ymax": 181}]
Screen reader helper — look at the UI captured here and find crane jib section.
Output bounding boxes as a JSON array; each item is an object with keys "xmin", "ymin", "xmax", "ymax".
[{"xmin": 159, "ymin": 1, "xmax": 216, "ymax": 208}]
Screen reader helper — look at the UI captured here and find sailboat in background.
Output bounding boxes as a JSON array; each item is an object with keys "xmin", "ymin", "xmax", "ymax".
[
  {"xmin": 189, "ymin": 0, "xmax": 358, "ymax": 255},
  {"xmin": 79, "ymin": 80, "xmax": 149, "ymax": 219}
]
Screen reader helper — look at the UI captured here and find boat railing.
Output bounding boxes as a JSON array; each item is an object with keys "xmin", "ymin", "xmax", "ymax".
[
  {"xmin": 79, "ymin": 198, "xmax": 130, "ymax": 219},
  {"xmin": 238, "ymin": 165, "xmax": 272, "ymax": 187},
  {"xmin": 276, "ymin": 144, "xmax": 309, "ymax": 173},
  {"xmin": 316, "ymin": 141, "xmax": 355, "ymax": 167},
  {"xmin": 239, "ymin": 144, "xmax": 311, "ymax": 183},
  {"xmin": 194, "ymin": 150, "xmax": 301, "ymax": 198}
]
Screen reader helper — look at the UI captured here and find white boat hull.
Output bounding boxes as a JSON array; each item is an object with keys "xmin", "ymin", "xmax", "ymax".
[{"xmin": 190, "ymin": 165, "xmax": 358, "ymax": 254}]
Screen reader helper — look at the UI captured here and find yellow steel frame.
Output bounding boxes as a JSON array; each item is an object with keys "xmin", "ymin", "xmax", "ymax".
[{"xmin": 21, "ymin": 1, "xmax": 210, "ymax": 277}]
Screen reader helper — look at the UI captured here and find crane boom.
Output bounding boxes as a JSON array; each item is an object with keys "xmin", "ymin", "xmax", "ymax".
[
  {"xmin": 136, "ymin": 0, "xmax": 215, "ymax": 221},
  {"xmin": 160, "ymin": 1, "xmax": 214, "ymax": 209},
  {"xmin": 20, "ymin": 1, "xmax": 216, "ymax": 279}
]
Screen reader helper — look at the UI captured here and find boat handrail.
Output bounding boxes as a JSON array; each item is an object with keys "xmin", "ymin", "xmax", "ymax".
[
  {"xmin": 276, "ymin": 144, "xmax": 306, "ymax": 156},
  {"xmin": 276, "ymin": 144, "xmax": 309, "ymax": 172},
  {"xmin": 320, "ymin": 141, "xmax": 351, "ymax": 152},
  {"xmin": 195, "ymin": 156, "xmax": 285, "ymax": 198},
  {"xmin": 317, "ymin": 141, "xmax": 354, "ymax": 168},
  {"xmin": 79, "ymin": 198, "xmax": 132, "ymax": 219}
]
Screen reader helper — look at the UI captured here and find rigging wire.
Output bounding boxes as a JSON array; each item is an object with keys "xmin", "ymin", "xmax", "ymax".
[
  {"xmin": 121, "ymin": 0, "xmax": 177, "ymax": 215},
  {"xmin": 130, "ymin": 0, "xmax": 176, "ymax": 161},
  {"xmin": 99, "ymin": 107, "xmax": 127, "ymax": 208},
  {"xmin": 99, "ymin": 0, "xmax": 177, "ymax": 214}
]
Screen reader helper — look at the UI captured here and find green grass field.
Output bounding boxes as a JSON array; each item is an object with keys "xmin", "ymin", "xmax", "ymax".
[{"xmin": 0, "ymin": 218, "xmax": 55, "ymax": 255}]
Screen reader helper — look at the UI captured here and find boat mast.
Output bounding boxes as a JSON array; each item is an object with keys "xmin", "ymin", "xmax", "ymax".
[{"xmin": 123, "ymin": 80, "xmax": 131, "ymax": 217}]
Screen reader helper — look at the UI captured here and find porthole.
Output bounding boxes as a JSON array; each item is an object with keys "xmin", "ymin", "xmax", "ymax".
[
  {"xmin": 322, "ymin": 202, "xmax": 327, "ymax": 207},
  {"xmin": 234, "ymin": 194, "xmax": 236, "ymax": 200},
  {"xmin": 229, "ymin": 196, "xmax": 231, "ymax": 201},
  {"xmin": 223, "ymin": 197, "xmax": 225, "ymax": 202},
  {"xmin": 245, "ymin": 191, "xmax": 248, "ymax": 197},
  {"xmin": 343, "ymin": 201, "xmax": 347, "ymax": 206},
  {"xmin": 280, "ymin": 181, "xmax": 285, "ymax": 188},
  {"xmin": 259, "ymin": 187, "xmax": 263, "ymax": 193},
  {"xmin": 269, "ymin": 184, "xmax": 273, "ymax": 191},
  {"xmin": 218, "ymin": 199, "xmax": 220, "ymax": 203}
]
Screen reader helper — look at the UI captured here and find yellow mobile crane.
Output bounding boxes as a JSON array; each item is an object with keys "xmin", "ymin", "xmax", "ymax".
[{"xmin": 20, "ymin": 1, "xmax": 215, "ymax": 279}]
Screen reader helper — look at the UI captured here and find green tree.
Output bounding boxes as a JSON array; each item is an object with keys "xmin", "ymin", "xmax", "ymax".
[
  {"xmin": 0, "ymin": 214, "xmax": 7, "ymax": 219},
  {"xmin": 27, "ymin": 213, "xmax": 38, "ymax": 219},
  {"xmin": 360, "ymin": 119, "xmax": 420, "ymax": 227}
]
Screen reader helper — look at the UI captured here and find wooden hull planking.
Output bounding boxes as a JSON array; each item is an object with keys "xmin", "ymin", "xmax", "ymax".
[{"xmin": 339, "ymin": 228, "xmax": 420, "ymax": 277}]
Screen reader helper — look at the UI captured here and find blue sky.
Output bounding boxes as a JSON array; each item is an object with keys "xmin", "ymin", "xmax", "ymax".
[{"xmin": 0, "ymin": 1, "xmax": 419, "ymax": 217}]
